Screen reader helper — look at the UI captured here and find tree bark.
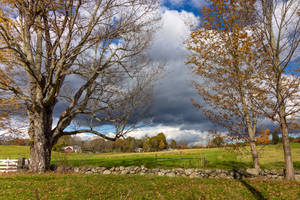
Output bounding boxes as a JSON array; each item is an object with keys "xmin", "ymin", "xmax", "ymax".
[
  {"xmin": 249, "ymin": 141, "xmax": 260, "ymax": 169},
  {"xmin": 279, "ymin": 108, "xmax": 295, "ymax": 180},
  {"xmin": 276, "ymin": 68, "xmax": 295, "ymax": 180},
  {"xmin": 28, "ymin": 107, "xmax": 53, "ymax": 172},
  {"xmin": 241, "ymin": 90, "xmax": 260, "ymax": 169},
  {"xmin": 30, "ymin": 138, "xmax": 52, "ymax": 172}
]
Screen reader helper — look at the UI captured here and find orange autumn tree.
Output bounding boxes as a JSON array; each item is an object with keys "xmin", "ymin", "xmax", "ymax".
[
  {"xmin": 0, "ymin": 7, "xmax": 24, "ymax": 128},
  {"xmin": 186, "ymin": 0, "xmax": 269, "ymax": 169},
  {"xmin": 256, "ymin": 128, "xmax": 270, "ymax": 144}
]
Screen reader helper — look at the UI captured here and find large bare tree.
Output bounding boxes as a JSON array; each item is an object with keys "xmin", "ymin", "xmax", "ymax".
[
  {"xmin": 0, "ymin": 0, "xmax": 160, "ymax": 172},
  {"xmin": 255, "ymin": 0, "xmax": 300, "ymax": 180}
]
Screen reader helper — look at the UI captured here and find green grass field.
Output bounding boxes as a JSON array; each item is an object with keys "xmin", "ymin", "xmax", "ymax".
[
  {"xmin": 0, "ymin": 144, "xmax": 300, "ymax": 169},
  {"xmin": 0, "ymin": 174, "xmax": 299, "ymax": 200}
]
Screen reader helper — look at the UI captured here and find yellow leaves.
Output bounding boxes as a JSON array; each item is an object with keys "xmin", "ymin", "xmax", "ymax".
[{"xmin": 256, "ymin": 128, "xmax": 270, "ymax": 144}]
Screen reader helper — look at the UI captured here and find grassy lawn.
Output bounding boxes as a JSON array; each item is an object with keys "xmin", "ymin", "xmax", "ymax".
[
  {"xmin": 0, "ymin": 144, "xmax": 300, "ymax": 169},
  {"xmin": 0, "ymin": 173, "xmax": 299, "ymax": 200}
]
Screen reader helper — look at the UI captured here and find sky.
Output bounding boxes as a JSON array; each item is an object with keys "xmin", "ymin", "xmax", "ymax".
[
  {"xmin": 1, "ymin": 0, "xmax": 299, "ymax": 146},
  {"xmin": 1, "ymin": 0, "xmax": 214, "ymax": 145},
  {"xmin": 121, "ymin": 0, "xmax": 299, "ymax": 145},
  {"xmin": 139, "ymin": 1, "xmax": 213, "ymax": 145},
  {"xmin": 44, "ymin": 0, "xmax": 214, "ymax": 145}
]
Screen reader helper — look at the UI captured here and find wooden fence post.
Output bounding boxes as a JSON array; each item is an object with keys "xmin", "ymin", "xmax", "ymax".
[{"xmin": 17, "ymin": 157, "xmax": 25, "ymax": 169}]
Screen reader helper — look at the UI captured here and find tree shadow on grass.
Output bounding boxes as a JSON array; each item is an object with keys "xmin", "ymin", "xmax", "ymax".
[
  {"xmin": 239, "ymin": 179, "xmax": 267, "ymax": 200},
  {"xmin": 232, "ymin": 169, "xmax": 267, "ymax": 200}
]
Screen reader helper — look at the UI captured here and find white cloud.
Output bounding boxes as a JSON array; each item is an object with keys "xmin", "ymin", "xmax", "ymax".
[
  {"xmin": 0, "ymin": 117, "xmax": 29, "ymax": 140},
  {"xmin": 73, "ymin": 133, "xmax": 98, "ymax": 141},
  {"xmin": 127, "ymin": 125, "xmax": 210, "ymax": 146},
  {"xmin": 149, "ymin": 9, "xmax": 199, "ymax": 62}
]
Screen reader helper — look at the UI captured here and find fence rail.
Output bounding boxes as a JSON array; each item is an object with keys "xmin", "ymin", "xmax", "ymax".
[
  {"xmin": 154, "ymin": 154, "xmax": 207, "ymax": 168},
  {"xmin": 0, "ymin": 159, "xmax": 18, "ymax": 172}
]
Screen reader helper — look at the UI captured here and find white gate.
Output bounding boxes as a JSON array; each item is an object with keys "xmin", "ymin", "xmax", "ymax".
[{"xmin": 0, "ymin": 159, "xmax": 18, "ymax": 172}]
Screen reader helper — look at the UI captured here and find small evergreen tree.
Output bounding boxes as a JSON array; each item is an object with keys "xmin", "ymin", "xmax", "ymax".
[{"xmin": 272, "ymin": 130, "xmax": 280, "ymax": 145}]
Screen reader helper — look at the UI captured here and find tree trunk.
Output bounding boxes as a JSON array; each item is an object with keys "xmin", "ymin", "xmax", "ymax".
[
  {"xmin": 28, "ymin": 108, "xmax": 53, "ymax": 173},
  {"xmin": 30, "ymin": 138, "xmax": 52, "ymax": 172},
  {"xmin": 279, "ymin": 113, "xmax": 295, "ymax": 180},
  {"xmin": 241, "ymin": 94, "xmax": 260, "ymax": 170},
  {"xmin": 249, "ymin": 141, "xmax": 260, "ymax": 169},
  {"xmin": 276, "ymin": 74, "xmax": 295, "ymax": 180}
]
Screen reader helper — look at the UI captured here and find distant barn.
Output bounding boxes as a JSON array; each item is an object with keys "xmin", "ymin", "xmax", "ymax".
[{"xmin": 63, "ymin": 145, "xmax": 82, "ymax": 153}]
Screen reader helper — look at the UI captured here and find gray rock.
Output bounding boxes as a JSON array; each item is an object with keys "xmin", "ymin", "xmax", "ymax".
[
  {"xmin": 185, "ymin": 169, "xmax": 194, "ymax": 175},
  {"xmin": 74, "ymin": 167, "xmax": 80, "ymax": 173},
  {"xmin": 205, "ymin": 169, "xmax": 213, "ymax": 174},
  {"xmin": 119, "ymin": 166, "xmax": 125, "ymax": 171},
  {"xmin": 121, "ymin": 170, "xmax": 129, "ymax": 175},
  {"xmin": 175, "ymin": 168, "xmax": 184, "ymax": 172},
  {"xmin": 158, "ymin": 172, "xmax": 165, "ymax": 176},
  {"xmin": 246, "ymin": 168, "xmax": 260, "ymax": 176},
  {"xmin": 189, "ymin": 173, "xmax": 198, "ymax": 178},
  {"xmin": 103, "ymin": 170, "xmax": 111, "ymax": 175},
  {"xmin": 271, "ymin": 175, "xmax": 278, "ymax": 179},
  {"xmin": 99, "ymin": 167, "xmax": 107, "ymax": 171},
  {"xmin": 86, "ymin": 167, "xmax": 92, "ymax": 171},
  {"xmin": 166, "ymin": 172, "xmax": 176, "ymax": 177}
]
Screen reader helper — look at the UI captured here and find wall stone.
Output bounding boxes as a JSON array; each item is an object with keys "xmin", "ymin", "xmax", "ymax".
[{"xmin": 50, "ymin": 165, "xmax": 300, "ymax": 180}]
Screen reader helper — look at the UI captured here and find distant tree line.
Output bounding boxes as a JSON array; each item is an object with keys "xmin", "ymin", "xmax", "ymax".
[
  {"xmin": 206, "ymin": 129, "xmax": 300, "ymax": 148},
  {"xmin": 0, "ymin": 138, "xmax": 31, "ymax": 146},
  {"xmin": 1, "ymin": 129, "xmax": 299, "ymax": 150},
  {"xmin": 50, "ymin": 132, "xmax": 189, "ymax": 153}
]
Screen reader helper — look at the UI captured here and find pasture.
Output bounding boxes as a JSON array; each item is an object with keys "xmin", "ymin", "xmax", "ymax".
[
  {"xmin": 0, "ymin": 173, "xmax": 300, "ymax": 200},
  {"xmin": 1, "ymin": 144, "xmax": 300, "ymax": 200},
  {"xmin": 0, "ymin": 144, "xmax": 300, "ymax": 169}
]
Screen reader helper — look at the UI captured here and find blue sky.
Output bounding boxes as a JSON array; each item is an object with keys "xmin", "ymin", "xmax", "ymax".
[{"xmin": 162, "ymin": 0, "xmax": 203, "ymax": 15}]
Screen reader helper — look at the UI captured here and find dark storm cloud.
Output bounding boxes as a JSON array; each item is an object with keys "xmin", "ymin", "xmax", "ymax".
[
  {"xmin": 145, "ymin": 10, "xmax": 213, "ymax": 131},
  {"xmin": 49, "ymin": 9, "xmax": 219, "ymax": 135},
  {"xmin": 148, "ymin": 62, "xmax": 213, "ymax": 132}
]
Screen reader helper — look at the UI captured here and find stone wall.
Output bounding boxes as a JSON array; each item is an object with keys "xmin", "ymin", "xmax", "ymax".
[{"xmin": 55, "ymin": 165, "xmax": 300, "ymax": 180}]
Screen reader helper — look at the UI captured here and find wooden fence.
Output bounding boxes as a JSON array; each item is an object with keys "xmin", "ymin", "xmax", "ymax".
[
  {"xmin": 0, "ymin": 158, "xmax": 29, "ymax": 172},
  {"xmin": 154, "ymin": 153, "xmax": 207, "ymax": 168},
  {"xmin": 0, "ymin": 159, "xmax": 18, "ymax": 172}
]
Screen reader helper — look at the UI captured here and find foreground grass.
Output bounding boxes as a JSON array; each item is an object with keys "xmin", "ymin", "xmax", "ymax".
[
  {"xmin": 1, "ymin": 144, "xmax": 300, "ymax": 169},
  {"xmin": 0, "ymin": 173, "xmax": 299, "ymax": 200}
]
